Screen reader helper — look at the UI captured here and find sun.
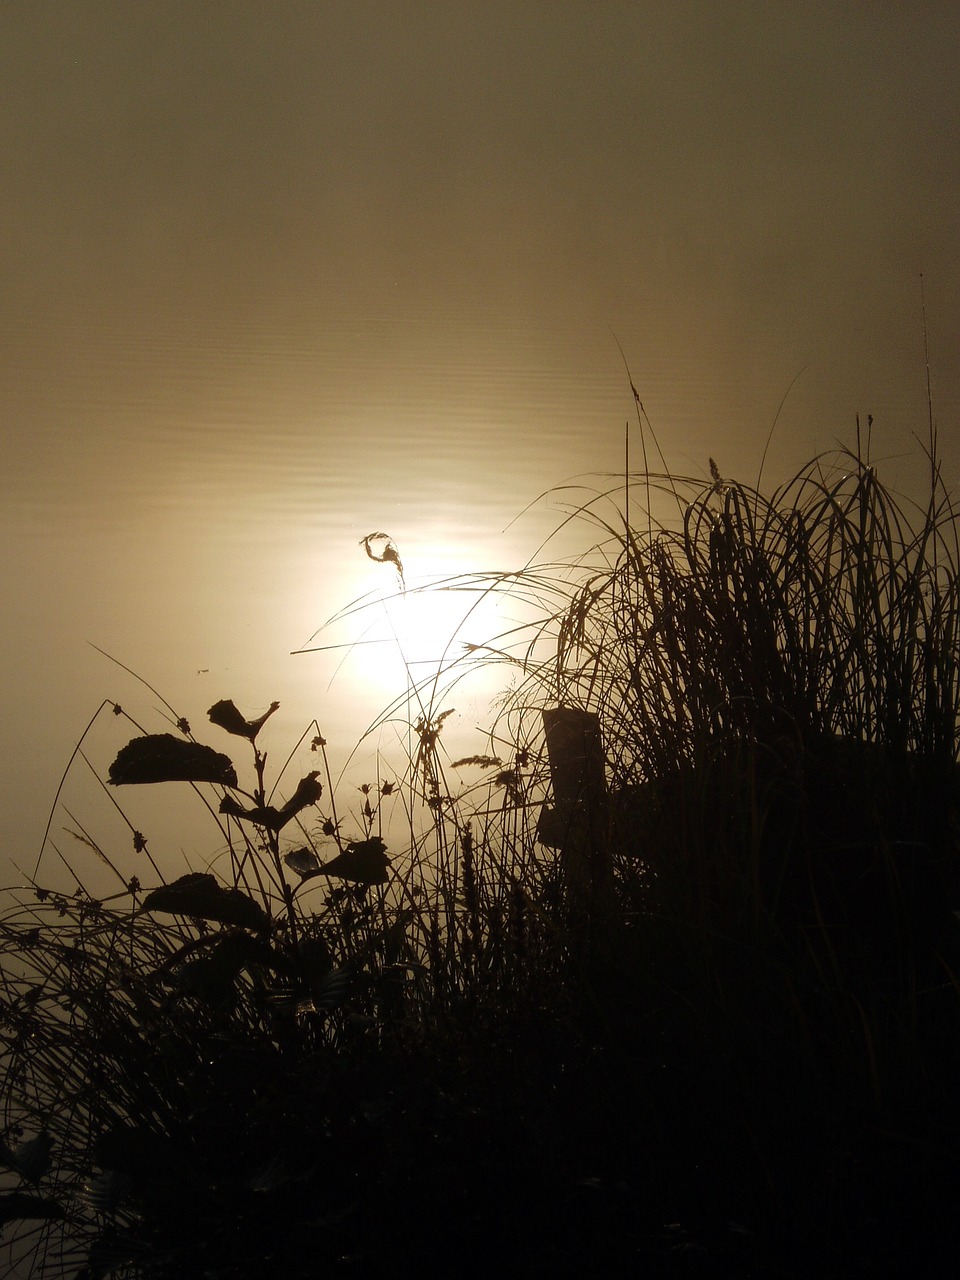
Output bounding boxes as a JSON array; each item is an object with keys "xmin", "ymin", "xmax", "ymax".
[
  {"xmin": 383, "ymin": 577, "xmax": 481, "ymax": 668},
  {"xmin": 353, "ymin": 532, "xmax": 493, "ymax": 663},
  {"xmin": 303, "ymin": 534, "xmax": 490, "ymax": 706}
]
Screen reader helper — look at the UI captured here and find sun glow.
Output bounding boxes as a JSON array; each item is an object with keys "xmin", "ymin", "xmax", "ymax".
[
  {"xmin": 298, "ymin": 533, "xmax": 510, "ymax": 732},
  {"xmin": 387, "ymin": 578, "xmax": 485, "ymax": 665}
]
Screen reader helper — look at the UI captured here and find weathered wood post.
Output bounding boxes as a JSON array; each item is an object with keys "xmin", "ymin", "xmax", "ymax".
[{"xmin": 537, "ymin": 706, "xmax": 615, "ymax": 926}]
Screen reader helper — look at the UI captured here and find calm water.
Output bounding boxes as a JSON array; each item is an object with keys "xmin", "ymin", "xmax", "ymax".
[
  {"xmin": 1, "ymin": 309, "xmax": 620, "ymax": 889},
  {"xmin": 1, "ymin": 302, "xmax": 944, "ymax": 891},
  {"xmin": 3, "ymin": 0, "xmax": 957, "ymax": 899}
]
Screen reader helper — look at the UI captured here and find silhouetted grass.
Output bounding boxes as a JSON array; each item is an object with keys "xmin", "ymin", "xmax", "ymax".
[{"xmin": 3, "ymin": 431, "xmax": 960, "ymax": 1277}]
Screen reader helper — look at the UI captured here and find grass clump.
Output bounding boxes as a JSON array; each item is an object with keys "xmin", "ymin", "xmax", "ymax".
[{"xmin": 3, "ymin": 433, "xmax": 960, "ymax": 1277}]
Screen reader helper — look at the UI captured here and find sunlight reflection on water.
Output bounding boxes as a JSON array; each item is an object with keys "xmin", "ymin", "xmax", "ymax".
[{"xmin": 5, "ymin": 303, "xmax": 942, "ymax": 888}]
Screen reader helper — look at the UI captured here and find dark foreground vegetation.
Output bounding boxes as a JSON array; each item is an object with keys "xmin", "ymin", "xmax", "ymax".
[{"xmin": 3, "ymin": 432, "xmax": 960, "ymax": 1277}]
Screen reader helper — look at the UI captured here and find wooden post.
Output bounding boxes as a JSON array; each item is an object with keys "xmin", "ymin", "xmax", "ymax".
[{"xmin": 538, "ymin": 707, "xmax": 614, "ymax": 919}]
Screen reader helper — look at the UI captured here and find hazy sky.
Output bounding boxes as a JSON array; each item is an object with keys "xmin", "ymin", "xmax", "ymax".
[{"xmin": 3, "ymin": 2, "xmax": 959, "ymax": 882}]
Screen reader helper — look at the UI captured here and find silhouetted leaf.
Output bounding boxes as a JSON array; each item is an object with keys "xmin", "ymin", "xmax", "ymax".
[
  {"xmin": 277, "ymin": 772, "xmax": 322, "ymax": 824},
  {"xmin": 170, "ymin": 931, "xmax": 288, "ymax": 1005},
  {"xmin": 284, "ymin": 846, "xmax": 322, "ymax": 877},
  {"xmin": 208, "ymin": 698, "xmax": 280, "ymax": 741},
  {"xmin": 267, "ymin": 962, "xmax": 350, "ymax": 1015},
  {"xmin": 77, "ymin": 1170, "xmax": 133, "ymax": 1213},
  {"xmin": 157, "ymin": 927, "xmax": 293, "ymax": 977},
  {"xmin": 312, "ymin": 837, "xmax": 392, "ymax": 885},
  {"xmin": 142, "ymin": 873, "xmax": 269, "ymax": 931},
  {"xmin": 313, "ymin": 965, "xmax": 353, "ymax": 1009},
  {"xmin": 0, "ymin": 1193, "xmax": 65, "ymax": 1225},
  {"xmin": 218, "ymin": 795, "xmax": 284, "ymax": 828},
  {"xmin": 108, "ymin": 735, "xmax": 238, "ymax": 786},
  {"xmin": 219, "ymin": 772, "xmax": 322, "ymax": 831},
  {"xmin": 0, "ymin": 1132, "xmax": 52, "ymax": 1183}
]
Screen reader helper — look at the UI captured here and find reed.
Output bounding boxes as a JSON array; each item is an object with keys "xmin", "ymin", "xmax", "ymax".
[{"xmin": 2, "ymin": 431, "xmax": 959, "ymax": 1276}]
